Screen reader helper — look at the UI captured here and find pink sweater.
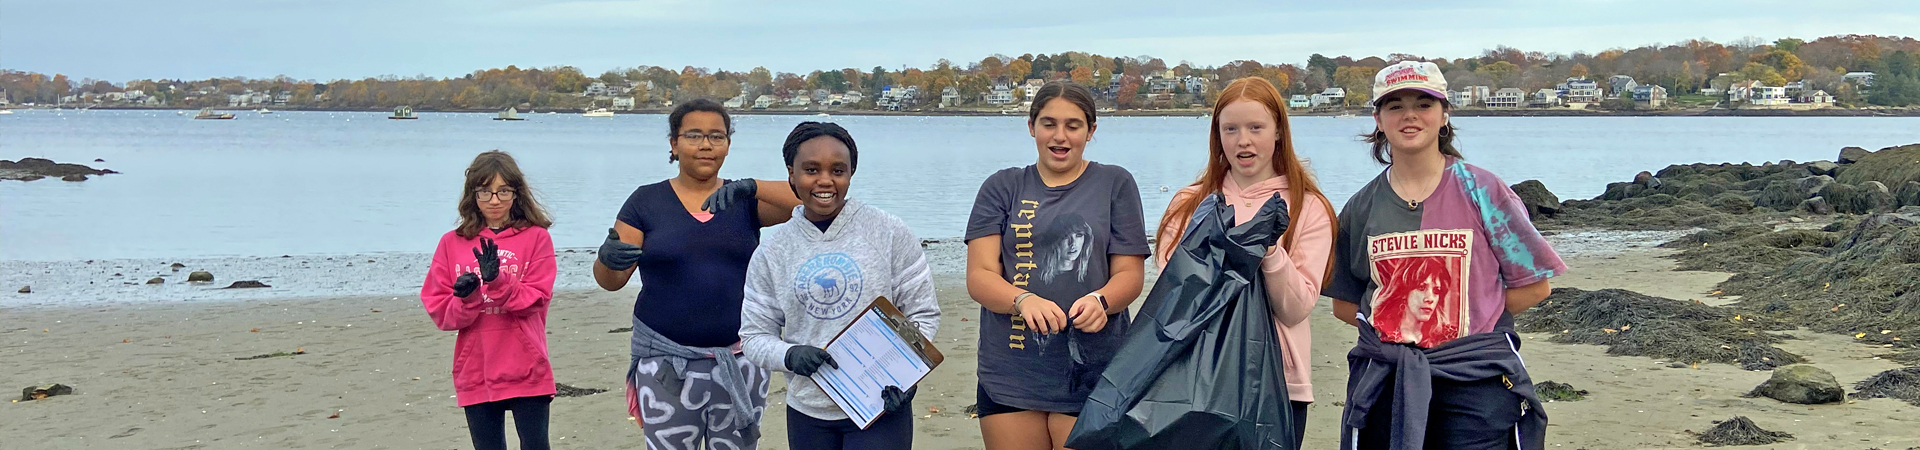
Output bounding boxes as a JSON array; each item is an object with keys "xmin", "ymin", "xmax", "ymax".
[
  {"xmin": 1155, "ymin": 176, "xmax": 1334, "ymax": 403},
  {"xmin": 420, "ymin": 226, "xmax": 558, "ymax": 407}
]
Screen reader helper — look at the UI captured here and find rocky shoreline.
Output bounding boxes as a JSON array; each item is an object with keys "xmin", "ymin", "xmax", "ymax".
[
  {"xmin": 1502, "ymin": 143, "xmax": 1920, "ymax": 419},
  {"xmin": 0, "ymin": 158, "xmax": 117, "ymax": 182}
]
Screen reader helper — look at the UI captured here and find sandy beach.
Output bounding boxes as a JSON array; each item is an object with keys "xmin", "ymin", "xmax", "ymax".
[{"xmin": 4, "ymin": 232, "xmax": 1918, "ymax": 450}]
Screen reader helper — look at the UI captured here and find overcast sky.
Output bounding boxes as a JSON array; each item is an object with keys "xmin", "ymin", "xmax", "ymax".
[{"xmin": 3, "ymin": 0, "xmax": 1916, "ymax": 83}]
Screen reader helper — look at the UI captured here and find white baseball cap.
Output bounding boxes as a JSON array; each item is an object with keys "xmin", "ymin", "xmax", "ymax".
[{"xmin": 1370, "ymin": 61, "xmax": 1449, "ymax": 106}]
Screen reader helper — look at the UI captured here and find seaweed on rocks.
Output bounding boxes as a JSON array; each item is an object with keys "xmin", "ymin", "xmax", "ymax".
[
  {"xmin": 1535, "ymin": 381, "xmax": 1588, "ymax": 401},
  {"xmin": 1819, "ymin": 182, "xmax": 1897, "ymax": 214},
  {"xmin": 1659, "ymin": 224, "xmax": 1771, "ymax": 249},
  {"xmin": 1755, "ymin": 180, "xmax": 1807, "ymax": 211},
  {"xmin": 1669, "ymin": 228, "xmax": 1837, "ymax": 273},
  {"xmin": 1695, "ymin": 416, "xmax": 1793, "ymax": 446},
  {"xmin": 1851, "ymin": 367, "xmax": 1920, "ymax": 406},
  {"xmin": 1836, "ymin": 144, "xmax": 1920, "ymax": 188},
  {"xmin": 1516, "ymin": 288, "xmax": 1802, "ymax": 370},
  {"xmin": 1720, "ymin": 211, "xmax": 1920, "ymax": 348},
  {"xmin": 555, "ymin": 383, "xmax": 608, "ymax": 397},
  {"xmin": 1708, "ymin": 193, "xmax": 1755, "ymax": 215}
]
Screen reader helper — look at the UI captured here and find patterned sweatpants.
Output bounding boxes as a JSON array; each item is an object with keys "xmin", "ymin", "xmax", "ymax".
[{"xmin": 626, "ymin": 355, "xmax": 770, "ymax": 450}]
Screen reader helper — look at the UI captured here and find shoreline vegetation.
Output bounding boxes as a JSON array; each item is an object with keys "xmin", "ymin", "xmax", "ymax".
[{"xmin": 5, "ymin": 34, "xmax": 1918, "ymax": 116}]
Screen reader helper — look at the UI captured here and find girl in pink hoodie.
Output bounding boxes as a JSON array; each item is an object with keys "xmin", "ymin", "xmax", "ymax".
[
  {"xmin": 1153, "ymin": 77, "xmax": 1337, "ymax": 450},
  {"xmin": 421, "ymin": 150, "xmax": 558, "ymax": 450}
]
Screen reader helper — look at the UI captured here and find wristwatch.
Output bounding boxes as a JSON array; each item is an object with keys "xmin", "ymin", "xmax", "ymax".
[{"xmin": 1085, "ymin": 292, "xmax": 1109, "ymax": 313}]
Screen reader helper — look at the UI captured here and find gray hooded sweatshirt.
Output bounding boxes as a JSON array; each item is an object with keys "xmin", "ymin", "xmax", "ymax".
[{"xmin": 739, "ymin": 199, "xmax": 942, "ymax": 421}]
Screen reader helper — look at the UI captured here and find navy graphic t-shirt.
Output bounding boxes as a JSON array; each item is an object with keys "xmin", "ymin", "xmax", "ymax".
[{"xmin": 965, "ymin": 162, "xmax": 1150, "ymax": 413}]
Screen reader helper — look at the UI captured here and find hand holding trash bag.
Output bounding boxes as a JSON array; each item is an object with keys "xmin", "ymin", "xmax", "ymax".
[
  {"xmin": 1068, "ymin": 294, "xmax": 1110, "ymax": 333},
  {"xmin": 1065, "ymin": 193, "xmax": 1296, "ymax": 450},
  {"xmin": 1017, "ymin": 294, "xmax": 1069, "ymax": 335},
  {"xmin": 1241, "ymin": 193, "xmax": 1290, "ymax": 249}
]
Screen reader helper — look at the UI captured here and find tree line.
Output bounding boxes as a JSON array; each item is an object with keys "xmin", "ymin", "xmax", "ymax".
[{"xmin": 3, "ymin": 34, "xmax": 1916, "ymax": 110}]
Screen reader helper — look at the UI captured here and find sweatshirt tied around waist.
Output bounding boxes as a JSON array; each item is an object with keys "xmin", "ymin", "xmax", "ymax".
[{"xmin": 1341, "ymin": 318, "xmax": 1547, "ymax": 450}]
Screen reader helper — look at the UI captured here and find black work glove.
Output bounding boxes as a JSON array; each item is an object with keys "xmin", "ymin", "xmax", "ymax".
[
  {"xmin": 472, "ymin": 237, "xmax": 501, "ymax": 282},
  {"xmin": 1228, "ymin": 193, "xmax": 1291, "ymax": 249},
  {"xmin": 452, "ymin": 272, "xmax": 480, "ymax": 298},
  {"xmin": 784, "ymin": 345, "xmax": 838, "ymax": 377},
  {"xmin": 598, "ymin": 228, "xmax": 644, "ymax": 271},
  {"xmin": 701, "ymin": 179, "xmax": 757, "ymax": 213},
  {"xmin": 881, "ymin": 385, "xmax": 914, "ymax": 414}
]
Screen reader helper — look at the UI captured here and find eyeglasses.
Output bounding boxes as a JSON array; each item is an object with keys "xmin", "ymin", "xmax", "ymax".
[
  {"xmin": 474, "ymin": 189, "xmax": 517, "ymax": 201},
  {"xmin": 677, "ymin": 132, "xmax": 731, "ymax": 145}
]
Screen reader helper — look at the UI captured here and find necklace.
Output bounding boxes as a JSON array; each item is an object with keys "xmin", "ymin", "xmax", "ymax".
[{"xmin": 1388, "ymin": 168, "xmax": 1435, "ymax": 211}]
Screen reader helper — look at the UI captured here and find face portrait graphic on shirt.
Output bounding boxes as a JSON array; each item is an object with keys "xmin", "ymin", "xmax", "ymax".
[
  {"xmin": 1368, "ymin": 229, "xmax": 1471, "ymax": 348},
  {"xmin": 1038, "ymin": 213, "xmax": 1094, "ymax": 284}
]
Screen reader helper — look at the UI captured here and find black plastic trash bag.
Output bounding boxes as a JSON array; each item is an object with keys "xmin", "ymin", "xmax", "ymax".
[{"xmin": 1066, "ymin": 193, "xmax": 1295, "ymax": 450}]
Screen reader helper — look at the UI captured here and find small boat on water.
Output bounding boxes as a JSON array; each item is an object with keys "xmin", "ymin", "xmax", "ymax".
[
  {"xmin": 390, "ymin": 106, "xmax": 418, "ymax": 120},
  {"xmin": 193, "ymin": 108, "xmax": 235, "ymax": 120},
  {"xmin": 0, "ymin": 109, "xmax": 14, "ymax": 115},
  {"xmin": 1335, "ymin": 113, "xmax": 1358, "ymax": 119},
  {"xmin": 258, "ymin": 108, "xmax": 273, "ymax": 114},
  {"xmin": 814, "ymin": 112, "xmax": 830, "ymax": 118},
  {"xmin": 494, "ymin": 108, "xmax": 526, "ymax": 121},
  {"xmin": 583, "ymin": 108, "xmax": 614, "ymax": 118}
]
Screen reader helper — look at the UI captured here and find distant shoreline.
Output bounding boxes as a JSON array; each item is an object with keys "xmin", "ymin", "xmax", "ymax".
[{"xmin": 24, "ymin": 105, "xmax": 1920, "ymax": 118}]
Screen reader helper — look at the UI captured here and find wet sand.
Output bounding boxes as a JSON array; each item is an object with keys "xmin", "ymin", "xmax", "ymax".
[{"xmin": 3, "ymin": 234, "xmax": 1917, "ymax": 449}]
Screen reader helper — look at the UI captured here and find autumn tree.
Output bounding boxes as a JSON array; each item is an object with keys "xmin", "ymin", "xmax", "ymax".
[
  {"xmin": 979, "ymin": 56, "xmax": 1006, "ymax": 79},
  {"xmin": 1736, "ymin": 62, "xmax": 1788, "ymax": 86},
  {"xmin": 1751, "ymin": 49, "xmax": 1810, "ymax": 81},
  {"xmin": 748, "ymin": 67, "xmax": 773, "ymax": 87},
  {"xmin": 1569, "ymin": 63, "xmax": 1590, "ymax": 79},
  {"xmin": 1008, "ymin": 58, "xmax": 1033, "ymax": 82},
  {"xmin": 552, "ymin": 66, "xmax": 590, "ymax": 93},
  {"xmin": 1070, "ymin": 67, "xmax": 1093, "ymax": 85},
  {"xmin": 1332, "ymin": 66, "xmax": 1379, "ymax": 106},
  {"xmin": 1475, "ymin": 61, "xmax": 1520, "ymax": 88}
]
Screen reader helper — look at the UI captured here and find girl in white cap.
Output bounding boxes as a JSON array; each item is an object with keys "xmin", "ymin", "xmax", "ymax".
[{"xmin": 1321, "ymin": 60, "xmax": 1569, "ymax": 450}]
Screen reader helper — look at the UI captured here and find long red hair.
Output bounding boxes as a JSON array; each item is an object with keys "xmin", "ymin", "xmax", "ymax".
[{"xmin": 1159, "ymin": 77, "xmax": 1337, "ymax": 270}]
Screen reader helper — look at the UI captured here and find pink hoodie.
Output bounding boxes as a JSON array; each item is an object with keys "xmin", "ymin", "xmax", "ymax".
[
  {"xmin": 1155, "ymin": 175, "xmax": 1334, "ymax": 403},
  {"xmin": 420, "ymin": 226, "xmax": 558, "ymax": 407}
]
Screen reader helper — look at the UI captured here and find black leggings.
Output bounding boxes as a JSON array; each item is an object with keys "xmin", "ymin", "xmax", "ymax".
[
  {"xmin": 464, "ymin": 395, "xmax": 552, "ymax": 450},
  {"xmin": 786, "ymin": 402, "xmax": 914, "ymax": 450}
]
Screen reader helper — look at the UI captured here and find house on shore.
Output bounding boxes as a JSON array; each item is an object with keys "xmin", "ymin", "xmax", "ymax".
[
  {"xmin": 1288, "ymin": 95, "xmax": 1310, "ymax": 109},
  {"xmin": 753, "ymin": 95, "xmax": 777, "ymax": 109},
  {"xmin": 1843, "ymin": 72, "xmax": 1876, "ymax": 86},
  {"xmin": 1560, "ymin": 78, "xmax": 1604, "ymax": 104},
  {"xmin": 1487, "ymin": 88, "xmax": 1525, "ymax": 108},
  {"xmin": 1530, "ymin": 88, "xmax": 1563, "ymax": 107},
  {"xmin": 987, "ymin": 80, "xmax": 1014, "ymax": 105},
  {"xmin": 1308, "ymin": 88, "xmax": 1345, "ymax": 108},
  {"xmin": 1607, "ymin": 75, "xmax": 1639, "ymax": 97},
  {"xmin": 1632, "ymin": 85, "xmax": 1668, "ymax": 108}
]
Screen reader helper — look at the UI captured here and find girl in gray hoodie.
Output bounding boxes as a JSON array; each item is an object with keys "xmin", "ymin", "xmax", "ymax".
[{"xmin": 739, "ymin": 122, "xmax": 942, "ymax": 449}]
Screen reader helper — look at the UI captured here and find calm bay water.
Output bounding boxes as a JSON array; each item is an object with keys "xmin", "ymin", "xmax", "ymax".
[{"xmin": 5, "ymin": 109, "xmax": 1919, "ymax": 263}]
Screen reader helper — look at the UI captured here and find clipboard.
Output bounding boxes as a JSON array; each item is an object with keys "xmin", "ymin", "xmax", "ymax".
[{"xmin": 808, "ymin": 296, "xmax": 944, "ymax": 429}]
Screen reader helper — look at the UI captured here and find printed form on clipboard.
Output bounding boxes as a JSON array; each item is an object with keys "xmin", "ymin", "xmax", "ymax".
[{"xmin": 809, "ymin": 296, "xmax": 945, "ymax": 429}]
